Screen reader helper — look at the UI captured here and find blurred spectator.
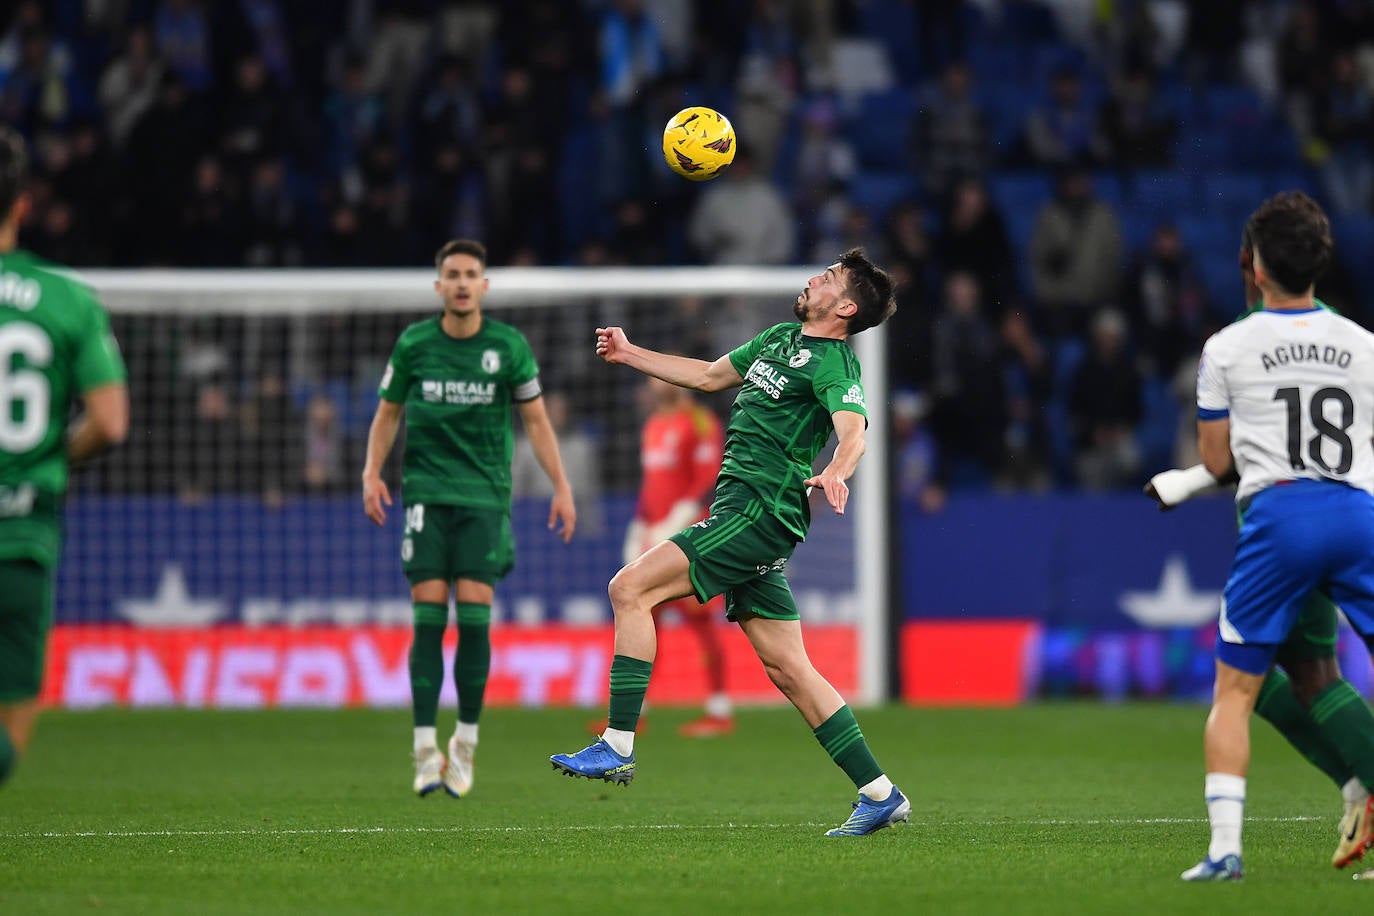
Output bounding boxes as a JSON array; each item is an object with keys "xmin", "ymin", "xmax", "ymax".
[
  {"xmin": 177, "ymin": 379, "xmax": 238, "ymax": 502},
  {"xmin": 1182, "ymin": 0, "xmax": 1247, "ymax": 82},
  {"xmin": 1023, "ymin": 65, "xmax": 1105, "ymax": 167},
  {"xmin": 179, "ymin": 154, "xmax": 243, "ymax": 266},
  {"xmin": 792, "ymin": 97, "xmax": 857, "ymax": 211},
  {"xmin": 892, "ymin": 389, "xmax": 943, "ymax": 512},
  {"xmin": 688, "ymin": 148, "xmax": 794, "ymax": 264},
  {"xmin": 219, "ymin": 54, "xmax": 284, "ymax": 179},
  {"xmin": 1096, "ymin": 67, "xmax": 1176, "ymax": 167},
  {"xmin": 244, "ymin": 366, "xmax": 296, "ymax": 505},
  {"xmin": 999, "ymin": 309, "xmax": 1052, "ymax": 490},
  {"xmin": 885, "ymin": 200, "xmax": 935, "ymax": 391},
  {"xmin": 735, "ymin": 50, "xmax": 798, "ymax": 176},
  {"xmin": 916, "ymin": 60, "xmax": 990, "ymax": 195},
  {"xmin": 1124, "ymin": 223, "xmax": 1209, "ymax": 378},
  {"xmin": 1029, "ymin": 167, "xmax": 1123, "ymax": 335},
  {"xmin": 600, "ymin": 0, "xmax": 664, "ymax": 108},
  {"xmin": 323, "ymin": 53, "xmax": 384, "ymax": 182},
  {"xmin": 935, "ymin": 176, "xmax": 1016, "ymax": 314},
  {"xmin": 99, "ymin": 25, "xmax": 164, "ymax": 149},
  {"xmin": 1278, "ymin": 1, "xmax": 1326, "ymax": 139},
  {"xmin": 1312, "ymin": 49, "xmax": 1374, "ymax": 214},
  {"xmin": 121, "ymin": 72, "xmax": 211, "ymax": 262},
  {"xmin": 361, "ymin": 0, "xmax": 431, "ymax": 115},
  {"xmin": 413, "ymin": 142, "xmax": 484, "ymax": 249},
  {"xmin": 241, "ymin": 157, "xmax": 303, "ymax": 267},
  {"xmin": 609, "ymin": 197, "xmax": 667, "ymax": 266},
  {"xmin": 414, "ymin": 55, "xmax": 483, "ymax": 162},
  {"xmin": 928, "ymin": 272, "xmax": 1008, "ymax": 488},
  {"xmin": 155, "ymin": 0, "xmax": 213, "ymax": 94},
  {"xmin": 301, "ymin": 393, "xmax": 346, "ymax": 496},
  {"xmin": 1069, "ymin": 309, "xmax": 1143, "ymax": 490},
  {"xmin": 0, "ymin": 20, "xmax": 77, "ymax": 132}
]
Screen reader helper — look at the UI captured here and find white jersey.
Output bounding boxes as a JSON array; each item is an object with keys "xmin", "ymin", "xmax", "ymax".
[{"xmin": 1197, "ymin": 306, "xmax": 1374, "ymax": 504}]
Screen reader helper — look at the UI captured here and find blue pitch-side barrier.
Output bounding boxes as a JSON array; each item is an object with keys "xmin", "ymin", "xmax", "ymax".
[
  {"xmin": 901, "ymin": 492, "xmax": 1374, "ymax": 700},
  {"xmin": 56, "ymin": 493, "xmax": 855, "ymax": 628}
]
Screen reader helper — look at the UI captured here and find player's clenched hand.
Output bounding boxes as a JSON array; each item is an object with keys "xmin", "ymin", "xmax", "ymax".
[
  {"xmin": 362, "ymin": 475, "xmax": 391, "ymax": 526},
  {"xmin": 804, "ymin": 473, "xmax": 849, "ymax": 515},
  {"xmin": 550, "ymin": 485, "xmax": 577, "ymax": 543},
  {"xmin": 595, "ymin": 327, "xmax": 631, "ymax": 364}
]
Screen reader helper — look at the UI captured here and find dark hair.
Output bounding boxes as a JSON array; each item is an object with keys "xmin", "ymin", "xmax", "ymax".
[
  {"xmin": 434, "ymin": 238, "xmax": 487, "ymax": 272},
  {"xmin": 1244, "ymin": 191, "xmax": 1332, "ymax": 295},
  {"xmin": 0, "ymin": 127, "xmax": 27, "ymax": 219},
  {"xmin": 835, "ymin": 248, "xmax": 897, "ymax": 334}
]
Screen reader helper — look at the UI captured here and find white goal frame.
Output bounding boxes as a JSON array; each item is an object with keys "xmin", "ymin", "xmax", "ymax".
[{"xmin": 80, "ymin": 267, "xmax": 891, "ymax": 704}]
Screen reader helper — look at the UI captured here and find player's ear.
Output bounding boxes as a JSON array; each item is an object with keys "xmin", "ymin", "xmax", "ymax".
[
  {"xmin": 837, "ymin": 298, "xmax": 858, "ymax": 319},
  {"xmin": 481, "ymin": 277, "xmax": 490, "ymax": 294}
]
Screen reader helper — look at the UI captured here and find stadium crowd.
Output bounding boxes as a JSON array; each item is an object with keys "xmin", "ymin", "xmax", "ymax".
[{"xmin": 9, "ymin": 0, "xmax": 1374, "ymax": 500}]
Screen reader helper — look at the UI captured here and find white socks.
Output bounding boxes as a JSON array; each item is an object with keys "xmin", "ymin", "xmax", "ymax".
[
  {"xmin": 859, "ymin": 775, "xmax": 895, "ymax": 802},
  {"xmin": 414, "ymin": 726, "xmax": 437, "ymax": 754},
  {"xmin": 602, "ymin": 727, "xmax": 634, "ymax": 757},
  {"xmin": 1205, "ymin": 773, "xmax": 1246, "ymax": 860},
  {"xmin": 454, "ymin": 722, "xmax": 478, "ymax": 747},
  {"xmin": 705, "ymin": 693, "xmax": 732, "ymax": 719}
]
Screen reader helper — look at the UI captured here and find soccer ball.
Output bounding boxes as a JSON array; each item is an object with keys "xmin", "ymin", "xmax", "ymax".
[{"xmin": 662, "ymin": 107, "xmax": 736, "ymax": 182}]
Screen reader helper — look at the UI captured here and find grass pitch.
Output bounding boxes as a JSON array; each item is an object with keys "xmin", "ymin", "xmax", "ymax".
[{"xmin": 1, "ymin": 703, "xmax": 1368, "ymax": 914}]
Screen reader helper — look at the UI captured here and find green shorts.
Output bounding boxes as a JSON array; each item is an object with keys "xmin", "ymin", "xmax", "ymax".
[
  {"xmin": 1278, "ymin": 590, "xmax": 1339, "ymax": 662},
  {"xmin": 401, "ymin": 503, "xmax": 514, "ymax": 586},
  {"xmin": 0, "ymin": 559, "xmax": 54, "ymax": 702},
  {"xmin": 668, "ymin": 492, "xmax": 800, "ymax": 622}
]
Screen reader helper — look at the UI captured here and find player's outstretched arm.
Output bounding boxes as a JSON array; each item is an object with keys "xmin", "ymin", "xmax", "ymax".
[
  {"xmin": 516, "ymin": 397, "xmax": 576, "ymax": 543},
  {"xmin": 68, "ymin": 382, "xmax": 130, "ymax": 465},
  {"xmin": 1144, "ymin": 464, "xmax": 1225, "ymax": 511},
  {"xmin": 361, "ymin": 399, "xmax": 402, "ymax": 526},
  {"xmin": 595, "ymin": 327, "xmax": 743, "ymax": 392},
  {"xmin": 804, "ymin": 411, "xmax": 866, "ymax": 516}
]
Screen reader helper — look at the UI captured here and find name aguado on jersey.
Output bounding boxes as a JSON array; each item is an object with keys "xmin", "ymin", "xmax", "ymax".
[{"xmin": 1198, "ymin": 308, "xmax": 1374, "ymax": 504}]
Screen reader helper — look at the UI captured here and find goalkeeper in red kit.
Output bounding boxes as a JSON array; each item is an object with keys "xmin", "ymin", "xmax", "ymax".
[{"xmin": 596, "ymin": 375, "xmax": 733, "ymax": 737}]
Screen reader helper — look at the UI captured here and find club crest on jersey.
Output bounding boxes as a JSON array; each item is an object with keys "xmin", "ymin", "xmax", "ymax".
[
  {"xmin": 482, "ymin": 349, "xmax": 501, "ymax": 374},
  {"xmin": 788, "ymin": 348, "xmax": 812, "ymax": 368},
  {"xmin": 421, "ymin": 380, "xmax": 443, "ymax": 402}
]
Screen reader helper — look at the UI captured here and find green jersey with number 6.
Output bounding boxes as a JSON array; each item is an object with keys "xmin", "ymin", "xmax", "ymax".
[
  {"xmin": 0, "ymin": 249, "xmax": 126, "ymax": 567},
  {"xmin": 723, "ymin": 322, "xmax": 868, "ymax": 540},
  {"xmin": 379, "ymin": 316, "xmax": 541, "ymax": 511}
]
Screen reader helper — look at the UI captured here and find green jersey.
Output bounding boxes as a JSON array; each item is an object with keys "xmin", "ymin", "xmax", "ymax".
[
  {"xmin": 0, "ymin": 249, "xmax": 126, "ymax": 566},
  {"xmin": 723, "ymin": 322, "xmax": 868, "ymax": 539},
  {"xmin": 379, "ymin": 316, "xmax": 540, "ymax": 511}
]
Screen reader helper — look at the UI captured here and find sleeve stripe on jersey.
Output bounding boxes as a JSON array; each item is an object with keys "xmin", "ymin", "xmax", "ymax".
[
  {"xmin": 513, "ymin": 377, "xmax": 542, "ymax": 402},
  {"xmin": 1198, "ymin": 407, "xmax": 1229, "ymax": 420}
]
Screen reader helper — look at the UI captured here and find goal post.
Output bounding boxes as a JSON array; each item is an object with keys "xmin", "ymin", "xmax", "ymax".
[{"xmin": 56, "ymin": 267, "xmax": 890, "ymax": 707}]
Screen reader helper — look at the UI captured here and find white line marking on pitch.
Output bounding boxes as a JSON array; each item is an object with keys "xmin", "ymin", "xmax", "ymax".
[{"xmin": 1, "ymin": 815, "xmax": 1325, "ymax": 840}]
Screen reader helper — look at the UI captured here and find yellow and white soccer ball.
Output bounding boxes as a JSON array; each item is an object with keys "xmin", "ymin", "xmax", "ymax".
[{"xmin": 662, "ymin": 107, "xmax": 736, "ymax": 181}]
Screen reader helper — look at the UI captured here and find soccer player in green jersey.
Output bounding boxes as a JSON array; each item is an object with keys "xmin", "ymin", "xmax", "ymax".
[
  {"xmin": 551, "ymin": 249, "xmax": 910, "ymax": 837},
  {"xmin": 362, "ymin": 239, "xmax": 577, "ymax": 798},
  {"xmin": 1147, "ymin": 227, "xmax": 1374, "ymax": 869},
  {"xmin": 0, "ymin": 128, "xmax": 128, "ymax": 787}
]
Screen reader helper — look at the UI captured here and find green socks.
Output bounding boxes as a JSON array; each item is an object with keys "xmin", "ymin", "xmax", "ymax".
[
  {"xmin": 1255, "ymin": 669, "xmax": 1351, "ymax": 786},
  {"xmin": 0, "ymin": 725, "xmax": 13, "ymax": 785},
  {"xmin": 813, "ymin": 705, "xmax": 883, "ymax": 789},
  {"xmin": 455, "ymin": 602, "xmax": 491, "ymax": 726},
  {"xmin": 608, "ymin": 654, "xmax": 653, "ymax": 731},
  {"xmin": 1309, "ymin": 680, "xmax": 1374, "ymax": 791},
  {"xmin": 409, "ymin": 602, "xmax": 447, "ymax": 728}
]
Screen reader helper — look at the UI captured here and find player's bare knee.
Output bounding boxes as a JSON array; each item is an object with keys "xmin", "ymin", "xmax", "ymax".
[{"xmin": 607, "ymin": 567, "xmax": 650, "ymax": 615}]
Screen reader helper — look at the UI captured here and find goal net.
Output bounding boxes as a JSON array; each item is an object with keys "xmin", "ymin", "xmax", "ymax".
[{"xmin": 45, "ymin": 267, "xmax": 889, "ymax": 710}]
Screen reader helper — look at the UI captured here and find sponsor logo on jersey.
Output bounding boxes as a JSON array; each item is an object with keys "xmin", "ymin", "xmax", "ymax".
[
  {"xmin": 842, "ymin": 384, "xmax": 865, "ymax": 407},
  {"xmin": 745, "ymin": 359, "xmax": 789, "ymax": 399},
  {"xmin": 0, "ymin": 269, "xmax": 41, "ymax": 311},
  {"xmin": 754, "ymin": 557, "xmax": 788, "ymax": 575},
  {"xmin": 482, "ymin": 349, "xmax": 501, "ymax": 374},
  {"xmin": 788, "ymin": 348, "xmax": 811, "ymax": 368},
  {"xmin": 420, "ymin": 380, "xmax": 496, "ymax": 405}
]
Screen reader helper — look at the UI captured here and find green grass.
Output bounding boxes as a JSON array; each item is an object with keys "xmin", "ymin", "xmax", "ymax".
[{"xmin": 1, "ymin": 704, "xmax": 1368, "ymax": 914}]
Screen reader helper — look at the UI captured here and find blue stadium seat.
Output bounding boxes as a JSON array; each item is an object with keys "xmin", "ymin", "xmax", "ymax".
[
  {"xmin": 1173, "ymin": 129, "xmax": 1230, "ymax": 171},
  {"xmin": 858, "ymin": 0, "xmax": 921, "ymax": 83},
  {"xmin": 850, "ymin": 89, "xmax": 917, "ymax": 169},
  {"xmin": 1334, "ymin": 213, "xmax": 1374, "ymax": 290},
  {"xmin": 1128, "ymin": 171, "xmax": 1194, "ymax": 218},
  {"xmin": 847, "ymin": 171, "xmax": 920, "ymax": 224},
  {"xmin": 1198, "ymin": 173, "xmax": 1265, "ymax": 221},
  {"xmin": 988, "ymin": 172, "xmax": 1053, "ymax": 221},
  {"xmin": 1137, "ymin": 378, "xmax": 1179, "ymax": 477},
  {"xmin": 1176, "ymin": 212, "xmax": 1232, "ymax": 251}
]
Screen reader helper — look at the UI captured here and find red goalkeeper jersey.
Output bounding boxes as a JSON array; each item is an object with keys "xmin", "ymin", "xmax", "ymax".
[{"xmin": 636, "ymin": 403, "xmax": 724, "ymax": 524}]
